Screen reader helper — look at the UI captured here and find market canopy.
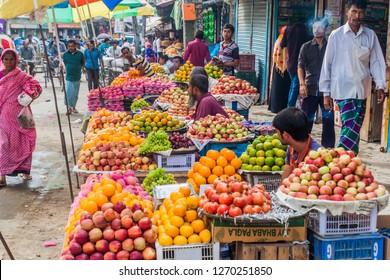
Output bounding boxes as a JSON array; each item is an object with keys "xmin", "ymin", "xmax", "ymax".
[
  {"xmin": 111, "ymin": 2, "xmax": 156, "ymax": 19},
  {"xmin": 0, "ymin": 0, "xmax": 65, "ymax": 19}
]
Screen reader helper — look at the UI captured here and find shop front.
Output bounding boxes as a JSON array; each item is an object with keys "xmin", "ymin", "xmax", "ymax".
[{"xmin": 235, "ymin": 0, "xmax": 272, "ymax": 101}]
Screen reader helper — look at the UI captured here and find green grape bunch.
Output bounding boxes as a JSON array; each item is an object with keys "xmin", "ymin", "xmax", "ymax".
[
  {"xmin": 142, "ymin": 167, "xmax": 177, "ymax": 196},
  {"xmin": 139, "ymin": 130, "xmax": 172, "ymax": 154}
]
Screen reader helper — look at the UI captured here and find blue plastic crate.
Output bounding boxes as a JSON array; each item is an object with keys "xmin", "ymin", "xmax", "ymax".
[
  {"xmin": 308, "ymin": 230, "xmax": 384, "ymax": 260},
  {"xmin": 198, "ymin": 141, "xmax": 250, "ymax": 157}
]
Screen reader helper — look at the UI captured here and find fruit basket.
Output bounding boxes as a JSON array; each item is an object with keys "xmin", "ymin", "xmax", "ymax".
[
  {"xmin": 240, "ymin": 171, "xmax": 282, "ymax": 192},
  {"xmin": 308, "ymin": 230, "xmax": 384, "ymax": 260},
  {"xmin": 307, "ymin": 206, "xmax": 378, "ymax": 236},
  {"xmin": 156, "ymin": 240, "xmax": 220, "ymax": 260}
]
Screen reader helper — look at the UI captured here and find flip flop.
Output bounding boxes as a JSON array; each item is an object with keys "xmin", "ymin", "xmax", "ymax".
[
  {"xmin": 19, "ymin": 174, "xmax": 32, "ymax": 180},
  {"xmin": 0, "ymin": 179, "xmax": 6, "ymax": 188}
]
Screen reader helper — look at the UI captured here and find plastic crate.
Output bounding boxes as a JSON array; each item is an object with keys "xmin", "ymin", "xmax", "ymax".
[
  {"xmin": 242, "ymin": 172, "xmax": 281, "ymax": 192},
  {"xmin": 198, "ymin": 141, "xmax": 250, "ymax": 157},
  {"xmin": 156, "ymin": 241, "xmax": 220, "ymax": 260},
  {"xmin": 237, "ymin": 54, "xmax": 256, "ymax": 72},
  {"xmin": 308, "ymin": 230, "xmax": 384, "ymax": 260},
  {"xmin": 308, "ymin": 207, "xmax": 378, "ymax": 236},
  {"xmin": 154, "ymin": 153, "xmax": 195, "ymax": 172}
]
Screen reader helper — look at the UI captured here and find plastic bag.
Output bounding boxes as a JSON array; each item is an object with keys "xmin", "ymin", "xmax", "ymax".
[
  {"xmin": 17, "ymin": 106, "xmax": 35, "ymax": 129},
  {"xmin": 18, "ymin": 93, "xmax": 33, "ymax": 107}
]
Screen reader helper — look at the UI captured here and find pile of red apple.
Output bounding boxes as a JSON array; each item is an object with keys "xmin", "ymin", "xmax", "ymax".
[
  {"xmin": 223, "ymin": 107, "xmax": 246, "ymax": 121},
  {"xmin": 88, "ymin": 85, "xmax": 125, "ymax": 111},
  {"xmin": 211, "ymin": 75, "xmax": 258, "ymax": 95},
  {"xmin": 61, "ymin": 201, "xmax": 157, "ymax": 260},
  {"xmin": 279, "ymin": 147, "xmax": 388, "ymax": 201},
  {"xmin": 77, "ymin": 142, "xmax": 157, "ymax": 172},
  {"xmin": 186, "ymin": 114, "xmax": 249, "ymax": 141},
  {"xmin": 200, "ymin": 177, "xmax": 272, "ymax": 217}
]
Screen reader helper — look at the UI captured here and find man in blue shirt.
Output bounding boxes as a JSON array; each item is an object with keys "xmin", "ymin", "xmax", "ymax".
[
  {"xmin": 273, "ymin": 108, "xmax": 322, "ymax": 180},
  {"xmin": 99, "ymin": 38, "xmax": 110, "ymax": 56},
  {"xmin": 84, "ymin": 40, "xmax": 104, "ymax": 90}
]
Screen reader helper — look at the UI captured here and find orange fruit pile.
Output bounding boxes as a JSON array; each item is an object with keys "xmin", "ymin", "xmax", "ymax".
[
  {"xmin": 187, "ymin": 149, "xmax": 242, "ymax": 193},
  {"xmin": 153, "ymin": 187, "xmax": 211, "ymax": 246}
]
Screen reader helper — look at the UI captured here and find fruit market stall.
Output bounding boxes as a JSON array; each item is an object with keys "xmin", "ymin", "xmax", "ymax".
[{"xmin": 210, "ymin": 75, "xmax": 260, "ymax": 119}]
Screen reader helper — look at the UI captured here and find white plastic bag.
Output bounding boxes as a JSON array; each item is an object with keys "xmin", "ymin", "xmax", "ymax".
[
  {"xmin": 18, "ymin": 93, "xmax": 33, "ymax": 107},
  {"xmin": 17, "ymin": 106, "xmax": 35, "ymax": 129}
]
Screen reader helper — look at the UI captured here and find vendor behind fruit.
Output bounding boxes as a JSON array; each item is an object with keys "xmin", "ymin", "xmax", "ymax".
[
  {"xmin": 121, "ymin": 47, "xmax": 154, "ymax": 77},
  {"xmin": 272, "ymin": 108, "xmax": 322, "ymax": 180},
  {"xmin": 216, "ymin": 24, "xmax": 240, "ymax": 76},
  {"xmin": 188, "ymin": 74, "xmax": 229, "ymax": 121}
]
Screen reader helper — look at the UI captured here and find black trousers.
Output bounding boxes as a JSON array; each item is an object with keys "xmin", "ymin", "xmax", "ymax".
[{"xmin": 86, "ymin": 68, "xmax": 99, "ymax": 90}]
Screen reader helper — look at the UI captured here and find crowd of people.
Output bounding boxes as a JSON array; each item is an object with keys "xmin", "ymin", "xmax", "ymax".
[{"xmin": 0, "ymin": 0, "xmax": 387, "ymax": 188}]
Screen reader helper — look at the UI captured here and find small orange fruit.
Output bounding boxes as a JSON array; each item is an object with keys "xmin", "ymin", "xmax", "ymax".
[
  {"xmin": 198, "ymin": 165, "xmax": 211, "ymax": 178},
  {"xmin": 186, "ymin": 196, "xmax": 200, "ymax": 209},
  {"xmin": 191, "ymin": 219, "xmax": 205, "ymax": 233},
  {"xmin": 224, "ymin": 165, "xmax": 236, "ymax": 176},
  {"xmin": 206, "ymin": 150, "xmax": 220, "ymax": 161},
  {"xmin": 170, "ymin": 191, "xmax": 185, "ymax": 202},
  {"xmin": 193, "ymin": 162, "xmax": 202, "ymax": 173},
  {"xmin": 212, "ymin": 165, "xmax": 224, "ymax": 176},
  {"xmin": 179, "ymin": 186, "xmax": 191, "ymax": 197},
  {"xmin": 221, "ymin": 149, "xmax": 237, "ymax": 162},
  {"xmin": 207, "ymin": 174, "xmax": 218, "ymax": 184},
  {"xmin": 193, "ymin": 173, "xmax": 207, "ymax": 187},
  {"xmin": 180, "ymin": 225, "xmax": 194, "ymax": 238},
  {"xmin": 187, "ymin": 169, "xmax": 194, "ymax": 179},
  {"xmin": 184, "ymin": 210, "xmax": 197, "ymax": 222},
  {"xmin": 173, "ymin": 204, "xmax": 187, "ymax": 217},
  {"xmin": 217, "ymin": 156, "xmax": 228, "ymax": 167},
  {"xmin": 188, "ymin": 234, "xmax": 202, "ymax": 244},
  {"xmin": 230, "ymin": 158, "xmax": 242, "ymax": 169},
  {"xmin": 158, "ymin": 233, "xmax": 173, "ymax": 246},
  {"xmin": 165, "ymin": 223, "xmax": 180, "ymax": 238},
  {"xmin": 101, "ymin": 183, "xmax": 116, "ymax": 197},
  {"xmin": 173, "ymin": 235, "xmax": 187, "ymax": 245},
  {"xmin": 170, "ymin": 216, "xmax": 184, "ymax": 228},
  {"xmin": 199, "ymin": 229, "xmax": 211, "ymax": 243}
]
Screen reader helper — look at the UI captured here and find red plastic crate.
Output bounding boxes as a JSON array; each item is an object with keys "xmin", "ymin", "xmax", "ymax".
[{"xmin": 237, "ymin": 54, "xmax": 256, "ymax": 72}]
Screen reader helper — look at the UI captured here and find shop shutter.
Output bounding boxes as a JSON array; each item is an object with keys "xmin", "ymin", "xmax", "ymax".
[
  {"xmin": 252, "ymin": 0, "xmax": 270, "ymax": 101},
  {"xmin": 236, "ymin": 0, "xmax": 252, "ymax": 53}
]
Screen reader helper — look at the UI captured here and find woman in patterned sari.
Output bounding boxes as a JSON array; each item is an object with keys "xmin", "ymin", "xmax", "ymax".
[{"xmin": 0, "ymin": 49, "xmax": 42, "ymax": 187}]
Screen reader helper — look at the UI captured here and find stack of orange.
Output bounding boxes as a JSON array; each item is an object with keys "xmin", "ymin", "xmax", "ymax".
[
  {"xmin": 153, "ymin": 186, "xmax": 211, "ymax": 246},
  {"xmin": 187, "ymin": 149, "xmax": 242, "ymax": 193}
]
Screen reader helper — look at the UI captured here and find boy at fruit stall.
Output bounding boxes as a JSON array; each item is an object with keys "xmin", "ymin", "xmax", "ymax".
[
  {"xmin": 121, "ymin": 47, "xmax": 154, "ymax": 77},
  {"xmin": 189, "ymin": 74, "xmax": 229, "ymax": 121},
  {"xmin": 272, "ymin": 107, "xmax": 322, "ymax": 180}
]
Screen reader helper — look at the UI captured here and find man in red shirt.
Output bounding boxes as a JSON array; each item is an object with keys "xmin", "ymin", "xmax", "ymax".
[
  {"xmin": 189, "ymin": 74, "xmax": 229, "ymax": 120},
  {"xmin": 183, "ymin": 30, "xmax": 211, "ymax": 67}
]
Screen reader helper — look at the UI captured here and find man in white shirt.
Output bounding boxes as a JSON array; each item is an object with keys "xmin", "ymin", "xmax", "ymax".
[
  {"xmin": 319, "ymin": 0, "xmax": 386, "ymax": 154},
  {"xmin": 155, "ymin": 35, "xmax": 163, "ymax": 60},
  {"xmin": 106, "ymin": 40, "xmax": 122, "ymax": 58}
]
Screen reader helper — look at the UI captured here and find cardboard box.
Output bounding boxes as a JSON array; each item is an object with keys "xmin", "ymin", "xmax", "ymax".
[
  {"xmin": 377, "ymin": 215, "xmax": 390, "ymax": 260},
  {"xmin": 207, "ymin": 217, "xmax": 307, "ymax": 243}
]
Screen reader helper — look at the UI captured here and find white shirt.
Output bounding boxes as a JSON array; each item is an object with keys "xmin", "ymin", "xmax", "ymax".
[
  {"xmin": 319, "ymin": 23, "xmax": 387, "ymax": 100},
  {"xmin": 156, "ymin": 38, "xmax": 162, "ymax": 53},
  {"xmin": 106, "ymin": 46, "xmax": 122, "ymax": 58}
]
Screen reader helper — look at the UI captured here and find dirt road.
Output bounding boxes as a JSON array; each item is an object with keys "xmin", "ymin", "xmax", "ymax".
[{"xmin": 0, "ymin": 73, "xmax": 389, "ymax": 260}]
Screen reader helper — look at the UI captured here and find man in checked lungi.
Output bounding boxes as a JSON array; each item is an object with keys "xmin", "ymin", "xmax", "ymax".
[{"xmin": 319, "ymin": 0, "xmax": 386, "ymax": 154}]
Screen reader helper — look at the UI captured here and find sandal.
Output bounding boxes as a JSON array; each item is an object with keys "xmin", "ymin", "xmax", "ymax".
[
  {"xmin": 0, "ymin": 176, "xmax": 6, "ymax": 187},
  {"xmin": 72, "ymin": 108, "xmax": 79, "ymax": 114},
  {"xmin": 66, "ymin": 109, "xmax": 72, "ymax": 115},
  {"xmin": 19, "ymin": 174, "xmax": 32, "ymax": 180}
]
